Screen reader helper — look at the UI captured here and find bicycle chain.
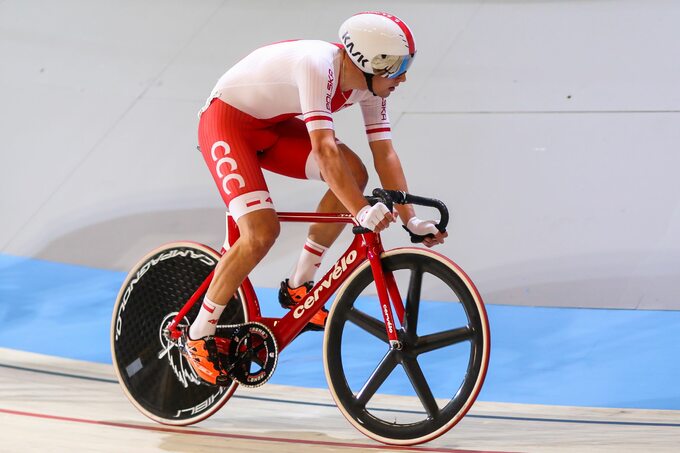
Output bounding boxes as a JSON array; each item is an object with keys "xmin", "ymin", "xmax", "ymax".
[{"xmin": 215, "ymin": 322, "xmax": 278, "ymax": 388}]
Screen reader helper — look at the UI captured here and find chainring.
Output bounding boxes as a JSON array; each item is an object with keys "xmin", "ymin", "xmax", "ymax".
[{"xmin": 216, "ymin": 322, "xmax": 278, "ymax": 388}]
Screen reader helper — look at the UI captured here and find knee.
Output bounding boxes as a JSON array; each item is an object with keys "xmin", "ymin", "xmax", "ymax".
[
  {"xmin": 237, "ymin": 211, "xmax": 280, "ymax": 258},
  {"xmin": 355, "ymin": 161, "xmax": 369, "ymax": 189},
  {"xmin": 340, "ymin": 145, "xmax": 369, "ymax": 189},
  {"xmin": 245, "ymin": 223, "xmax": 279, "ymax": 257}
]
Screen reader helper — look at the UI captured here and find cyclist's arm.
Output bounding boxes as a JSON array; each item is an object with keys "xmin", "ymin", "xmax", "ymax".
[
  {"xmin": 294, "ymin": 54, "xmax": 374, "ymax": 218},
  {"xmin": 370, "ymin": 139, "xmax": 447, "ymax": 246},
  {"xmin": 359, "ymin": 95, "xmax": 416, "ymax": 220},
  {"xmin": 369, "ymin": 138, "xmax": 416, "ymax": 222},
  {"xmin": 295, "ymin": 51, "xmax": 391, "ymax": 230},
  {"xmin": 309, "ymin": 129, "xmax": 374, "ymax": 217}
]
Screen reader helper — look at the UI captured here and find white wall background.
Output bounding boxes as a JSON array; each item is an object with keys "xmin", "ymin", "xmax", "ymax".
[{"xmin": 1, "ymin": 0, "xmax": 679, "ymax": 309}]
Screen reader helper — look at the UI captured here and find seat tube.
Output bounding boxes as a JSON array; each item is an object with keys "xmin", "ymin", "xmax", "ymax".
[
  {"xmin": 365, "ymin": 234, "xmax": 401, "ymax": 348},
  {"xmin": 167, "ymin": 270, "xmax": 214, "ymax": 339},
  {"xmin": 227, "ymin": 213, "xmax": 240, "ymax": 247}
]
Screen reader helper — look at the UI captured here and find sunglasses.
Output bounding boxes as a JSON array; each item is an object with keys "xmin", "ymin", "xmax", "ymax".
[{"xmin": 373, "ymin": 53, "xmax": 416, "ymax": 79}]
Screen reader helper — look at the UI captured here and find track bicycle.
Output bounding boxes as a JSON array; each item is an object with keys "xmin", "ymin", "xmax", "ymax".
[{"xmin": 110, "ymin": 189, "xmax": 490, "ymax": 445}]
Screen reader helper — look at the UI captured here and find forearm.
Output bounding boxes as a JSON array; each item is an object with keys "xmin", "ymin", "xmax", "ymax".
[{"xmin": 372, "ymin": 146, "xmax": 416, "ymax": 222}]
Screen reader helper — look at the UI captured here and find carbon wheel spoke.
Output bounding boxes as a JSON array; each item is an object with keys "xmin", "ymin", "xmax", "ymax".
[
  {"xmin": 404, "ymin": 266, "xmax": 423, "ymax": 335},
  {"xmin": 414, "ymin": 326, "xmax": 474, "ymax": 355},
  {"xmin": 403, "ymin": 357, "xmax": 439, "ymax": 418},
  {"xmin": 355, "ymin": 350, "xmax": 399, "ymax": 407},
  {"xmin": 347, "ymin": 308, "xmax": 389, "ymax": 343}
]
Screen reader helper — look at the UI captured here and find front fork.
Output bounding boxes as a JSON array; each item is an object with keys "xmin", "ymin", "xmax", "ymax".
[{"xmin": 365, "ymin": 236, "xmax": 406, "ymax": 350}]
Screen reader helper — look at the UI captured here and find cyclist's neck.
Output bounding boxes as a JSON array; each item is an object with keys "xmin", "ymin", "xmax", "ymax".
[{"xmin": 340, "ymin": 53, "xmax": 369, "ymax": 93}]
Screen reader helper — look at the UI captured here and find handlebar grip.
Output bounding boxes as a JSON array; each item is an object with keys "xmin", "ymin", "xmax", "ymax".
[
  {"xmin": 400, "ymin": 193, "xmax": 449, "ymax": 233},
  {"xmin": 371, "ymin": 188, "xmax": 394, "ymax": 213},
  {"xmin": 351, "ymin": 188, "xmax": 396, "ymax": 234},
  {"xmin": 351, "ymin": 189, "xmax": 449, "ymax": 237}
]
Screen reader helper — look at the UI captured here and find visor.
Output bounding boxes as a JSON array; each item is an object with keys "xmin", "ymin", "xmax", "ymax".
[{"xmin": 372, "ymin": 53, "xmax": 415, "ymax": 79}]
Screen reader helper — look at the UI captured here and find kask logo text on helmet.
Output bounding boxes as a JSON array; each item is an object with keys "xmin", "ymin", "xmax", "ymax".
[{"xmin": 341, "ymin": 32, "xmax": 369, "ymax": 68}]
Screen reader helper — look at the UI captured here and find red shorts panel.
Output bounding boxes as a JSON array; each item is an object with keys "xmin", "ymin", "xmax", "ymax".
[{"xmin": 198, "ymin": 99, "xmax": 319, "ymax": 217}]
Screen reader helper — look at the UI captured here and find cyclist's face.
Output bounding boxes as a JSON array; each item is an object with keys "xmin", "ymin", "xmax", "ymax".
[{"xmin": 372, "ymin": 73, "xmax": 407, "ymax": 98}]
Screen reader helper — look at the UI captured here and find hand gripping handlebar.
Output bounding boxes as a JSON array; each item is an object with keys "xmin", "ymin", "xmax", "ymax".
[{"xmin": 352, "ymin": 188, "xmax": 449, "ymax": 243}]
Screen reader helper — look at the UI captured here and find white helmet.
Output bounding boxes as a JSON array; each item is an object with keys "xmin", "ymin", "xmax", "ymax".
[{"xmin": 338, "ymin": 12, "xmax": 416, "ymax": 79}]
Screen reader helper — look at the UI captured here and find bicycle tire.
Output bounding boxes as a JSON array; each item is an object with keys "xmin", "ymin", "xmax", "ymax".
[
  {"xmin": 323, "ymin": 248, "xmax": 490, "ymax": 445},
  {"xmin": 110, "ymin": 242, "xmax": 247, "ymax": 425}
]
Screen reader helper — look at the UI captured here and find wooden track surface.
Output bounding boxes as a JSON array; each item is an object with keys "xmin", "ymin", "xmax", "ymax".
[{"xmin": 1, "ymin": 348, "xmax": 678, "ymax": 452}]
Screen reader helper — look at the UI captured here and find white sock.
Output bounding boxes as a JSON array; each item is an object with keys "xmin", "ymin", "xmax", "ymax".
[
  {"xmin": 189, "ymin": 296, "xmax": 225, "ymax": 339},
  {"xmin": 289, "ymin": 238, "xmax": 328, "ymax": 287}
]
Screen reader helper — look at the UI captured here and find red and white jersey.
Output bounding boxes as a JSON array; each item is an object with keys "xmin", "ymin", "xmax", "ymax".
[{"xmin": 201, "ymin": 40, "xmax": 392, "ymax": 142}]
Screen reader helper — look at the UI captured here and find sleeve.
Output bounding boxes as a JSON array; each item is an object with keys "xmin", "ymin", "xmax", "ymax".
[
  {"xmin": 360, "ymin": 95, "xmax": 392, "ymax": 142},
  {"xmin": 295, "ymin": 54, "xmax": 336, "ymax": 133}
]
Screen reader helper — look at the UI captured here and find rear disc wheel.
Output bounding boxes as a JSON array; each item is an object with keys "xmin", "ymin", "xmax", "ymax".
[{"xmin": 111, "ymin": 242, "xmax": 247, "ymax": 425}]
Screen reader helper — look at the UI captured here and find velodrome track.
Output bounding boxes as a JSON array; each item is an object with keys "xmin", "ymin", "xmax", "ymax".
[
  {"xmin": 3, "ymin": 1, "xmax": 680, "ymax": 451},
  {"xmin": 1, "ymin": 348, "xmax": 678, "ymax": 452},
  {"xmin": 1, "ymin": 254, "xmax": 679, "ymax": 452}
]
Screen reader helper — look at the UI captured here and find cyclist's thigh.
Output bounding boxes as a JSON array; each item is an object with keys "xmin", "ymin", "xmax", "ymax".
[
  {"xmin": 259, "ymin": 117, "xmax": 318, "ymax": 180},
  {"xmin": 259, "ymin": 117, "xmax": 365, "ymax": 182},
  {"xmin": 198, "ymin": 99, "xmax": 276, "ymax": 220}
]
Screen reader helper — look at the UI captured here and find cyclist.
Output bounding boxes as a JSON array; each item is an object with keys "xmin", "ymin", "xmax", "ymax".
[{"xmin": 181, "ymin": 11, "xmax": 447, "ymax": 385}]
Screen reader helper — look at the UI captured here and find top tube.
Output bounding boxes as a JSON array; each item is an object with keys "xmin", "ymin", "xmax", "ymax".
[{"xmin": 275, "ymin": 212, "xmax": 356, "ymax": 224}]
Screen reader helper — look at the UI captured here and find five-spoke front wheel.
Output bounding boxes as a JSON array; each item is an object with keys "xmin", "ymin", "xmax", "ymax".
[{"xmin": 323, "ymin": 249, "xmax": 490, "ymax": 445}]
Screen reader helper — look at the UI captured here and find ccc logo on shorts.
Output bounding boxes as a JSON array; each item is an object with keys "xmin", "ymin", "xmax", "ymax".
[{"xmin": 211, "ymin": 141, "xmax": 245, "ymax": 195}]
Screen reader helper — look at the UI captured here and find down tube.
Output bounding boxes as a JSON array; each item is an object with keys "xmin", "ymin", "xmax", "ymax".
[{"xmin": 274, "ymin": 234, "xmax": 368, "ymax": 349}]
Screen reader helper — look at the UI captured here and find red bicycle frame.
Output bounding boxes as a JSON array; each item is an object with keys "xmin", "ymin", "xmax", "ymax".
[{"xmin": 167, "ymin": 212, "xmax": 406, "ymax": 351}]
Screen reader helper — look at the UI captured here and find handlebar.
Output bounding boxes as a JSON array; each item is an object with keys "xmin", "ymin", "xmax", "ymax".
[{"xmin": 352, "ymin": 189, "xmax": 449, "ymax": 243}]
